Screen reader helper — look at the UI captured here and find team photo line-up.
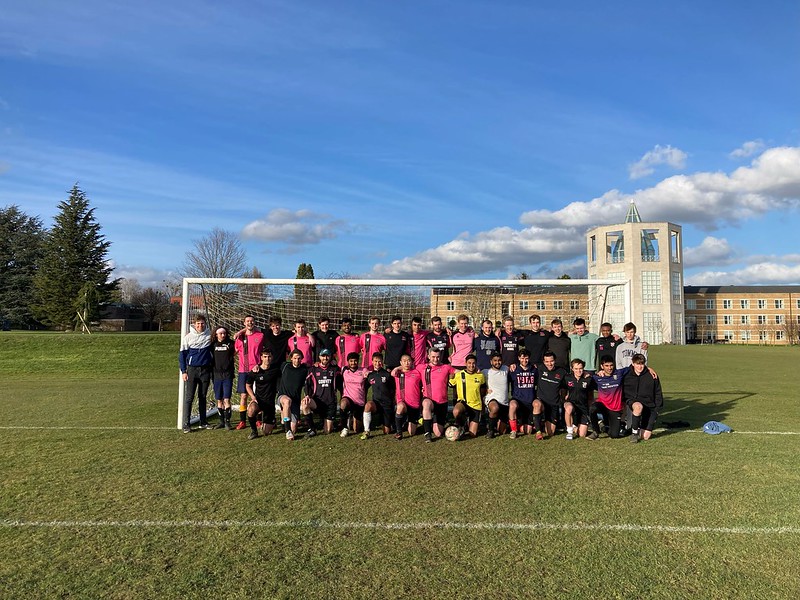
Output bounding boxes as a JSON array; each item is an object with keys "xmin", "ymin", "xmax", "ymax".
[{"xmin": 179, "ymin": 312, "xmax": 663, "ymax": 444}]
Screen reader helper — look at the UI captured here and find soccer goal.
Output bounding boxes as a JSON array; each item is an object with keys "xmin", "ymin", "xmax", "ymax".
[{"xmin": 176, "ymin": 277, "xmax": 631, "ymax": 428}]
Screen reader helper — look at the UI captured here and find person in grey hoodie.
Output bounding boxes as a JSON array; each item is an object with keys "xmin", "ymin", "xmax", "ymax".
[
  {"xmin": 179, "ymin": 314, "xmax": 213, "ymax": 433},
  {"xmin": 615, "ymin": 322, "xmax": 648, "ymax": 368}
]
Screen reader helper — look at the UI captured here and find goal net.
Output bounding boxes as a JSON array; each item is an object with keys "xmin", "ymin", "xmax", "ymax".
[{"xmin": 177, "ymin": 278, "xmax": 630, "ymax": 428}]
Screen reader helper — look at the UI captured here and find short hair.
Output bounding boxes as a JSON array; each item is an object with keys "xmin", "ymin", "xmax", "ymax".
[
  {"xmin": 391, "ymin": 314, "xmax": 402, "ymax": 323},
  {"xmin": 243, "ymin": 314, "xmax": 255, "ymax": 322},
  {"xmin": 529, "ymin": 314, "xmax": 541, "ymax": 323},
  {"xmin": 570, "ymin": 358, "xmax": 586, "ymax": 367},
  {"xmin": 341, "ymin": 316, "xmax": 353, "ymax": 325},
  {"xmin": 517, "ymin": 349, "xmax": 530, "ymax": 357},
  {"xmin": 431, "ymin": 316, "xmax": 442, "ymax": 324},
  {"xmin": 623, "ymin": 322, "xmax": 637, "ymax": 333},
  {"xmin": 600, "ymin": 354, "xmax": 615, "ymax": 365},
  {"xmin": 317, "ymin": 316, "xmax": 330, "ymax": 324},
  {"xmin": 289, "ymin": 349, "xmax": 304, "ymax": 358},
  {"xmin": 346, "ymin": 352, "xmax": 360, "ymax": 361},
  {"xmin": 573, "ymin": 318, "xmax": 586, "ymax": 327},
  {"xmin": 600, "ymin": 322, "xmax": 612, "ymax": 329},
  {"xmin": 490, "ymin": 351, "xmax": 502, "ymax": 359},
  {"xmin": 295, "ymin": 319, "xmax": 306, "ymax": 326},
  {"xmin": 193, "ymin": 314, "xmax": 206, "ymax": 322},
  {"xmin": 269, "ymin": 316, "xmax": 282, "ymax": 325},
  {"xmin": 551, "ymin": 318, "xmax": 563, "ymax": 326},
  {"xmin": 368, "ymin": 316, "xmax": 380, "ymax": 323},
  {"xmin": 457, "ymin": 314, "xmax": 469, "ymax": 322},
  {"xmin": 371, "ymin": 352, "xmax": 384, "ymax": 360},
  {"xmin": 543, "ymin": 351, "xmax": 556, "ymax": 360},
  {"xmin": 481, "ymin": 319, "xmax": 493, "ymax": 327},
  {"xmin": 465, "ymin": 354, "xmax": 477, "ymax": 362},
  {"xmin": 631, "ymin": 353, "xmax": 647, "ymax": 365},
  {"xmin": 503, "ymin": 315, "xmax": 514, "ymax": 322},
  {"xmin": 260, "ymin": 349, "xmax": 273, "ymax": 357},
  {"xmin": 427, "ymin": 347, "xmax": 441, "ymax": 355},
  {"xmin": 411, "ymin": 316, "xmax": 423, "ymax": 325}
]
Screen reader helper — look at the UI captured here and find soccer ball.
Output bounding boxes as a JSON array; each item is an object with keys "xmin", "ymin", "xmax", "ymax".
[{"xmin": 444, "ymin": 425, "xmax": 461, "ymax": 442}]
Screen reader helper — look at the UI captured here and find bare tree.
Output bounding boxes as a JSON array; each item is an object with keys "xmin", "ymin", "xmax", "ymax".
[
  {"xmin": 118, "ymin": 278, "xmax": 143, "ymax": 304},
  {"xmin": 181, "ymin": 228, "xmax": 248, "ymax": 280},
  {"xmin": 132, "ymin": 286, "xmax": 175, "ymax": 331}
]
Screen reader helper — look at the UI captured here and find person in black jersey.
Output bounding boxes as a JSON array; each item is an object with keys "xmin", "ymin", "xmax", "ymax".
[
  {"xmin": 245, "ymin": 350, "xmax": 280, "ymax": 440},
  {"xmin": 546, "ymin": 318, "xmax": 571, "ymax": 370},
  {"xmin": 426, "ymin": 316, "xmax": 451, "ymax": 364},
  {"xmin": 263, "ymin": 316, "xmax": 292, "ymax": 370},
  {"xmin": 312, "ymin": 316, "xmax": 339, "ymax": 364},
  {"xmin": 277, "ymin": 349, "xmax": 309, "ymax": 441},
  {"xmin": 521, "ymin": 314, "xmax": 550, "ymax": 364},
  {"xmin": 364, "ymin": 353, "xmax": 395, "ymax": 439},
  {"xmin": 384, "ymin": 314, "xmax": 411, "ymax": 369},
  {"xmin": 594, "ymin": 322, "xmax": 620, "ymax": 372},
  {"xmin": 301, "ymin": 349, "xmax": 341, "ymax": 436},
  {"xmin": 211, "ymin": 326, "xmax": 236, "ymax": 430},
  {"xmin": 533, "ymin": 351, "xmax": 566, "ymax": 439},
  {"xmin": 564, "ymin": 358, "xmax": 596, "ymax": 440},
  {"xmin": 497, "ymin": 315, "xmax": 524, "ymax": 367}
]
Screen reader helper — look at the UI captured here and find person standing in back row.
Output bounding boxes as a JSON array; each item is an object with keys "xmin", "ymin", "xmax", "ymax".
[{"xmin": 179, "ymin": 314, "xmax": 213, "ymax": 433}]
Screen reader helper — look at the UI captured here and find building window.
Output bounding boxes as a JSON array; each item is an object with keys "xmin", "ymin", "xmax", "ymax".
[
  {"xmin": 519, "ymin": 317, "xmax": 528, "ymax": 327},
  {"xmin": 705, "ymin": 315, "xmax": 715, "ymax": 325},
  {"xmin": 536, "ymin": 300, "xmax": 546, "ymax": 310},
  {"xmin": 705, "ymin": 299, "xmax": 715, "ymax": 309},
  {"xmin": 518, "ymin": 301, "xmax": 528, "ymax": 311},
  {"xmin": 741, "ymin": 315, "xmax": 750, "ymax": 325},
  {"xmin": 723, "ymin": 315, "xmax": 732, "ymax": 325},
  {"xmin": 570, "ymin": 300, "xmax": 580, "ymax": 310},
  {"xmin": 590, "ymin": 235, "xmax": 597, "ymax": 264},
  {"xmin": 775, "ymin": 299, "xmax": 784, "ymax": 309},
  {"xmin": 777, "ymin": 330, "xmax": 785, "ymax": 341},
  {"xmin": 553, "ymin": 300, "xmax": 563, "ymax": 310},
  {"xmin": 672, "ymin": 272, "xmax": 682, "ymax": 302},
  {"xmin": 641, "ymin": 272, "xmax": 662, "ymax": 304},
  {"xmin": 606, "ymin": 272, "xmax": 625, "ymax": 304},
  {"xmin": 641, "ymin": 229, "xmax": 660, "ymax": 262},
  {"xmin": 643, "ymin": 312, "xmax": 663, "ymax": 345},
  {"xmin": 723, "ymin": 330, "xmax": 734, "ymax": 341},
  {"xmin": 757, "ymin": 315, "xmax": 767, "ymax": 325},
  {"xmin": 723, "ymin": 299, "xmax": 732, "ymax": 309},
  {"xmin": 797, "ymin": 299, "xmax": 800, "ymax": 310},
  {"xmin": 673, "ymin": 313, "xmax": 684, "ymax": 344},
  {"xmin": 741, "ymin": 331, "xmax": 751, "ymax": 342},
  {"xmin": 759, "ymin": 331, "xmax": 768, "ymax": 341},
  {"xmin": 463, "ymin": 301, "xmax": 471, "ymax": 311},
  {"xmin": 606, "ymin": 231, "xmax": 624, "ymax": 263},
  {"xmin": 686, "ymin": 299, "xmax": 696, "ymax": 310},
  {"xmin": 446, "ymin": 301, "xmax": 455, "ymax": 311},
  {"xmin": 670, "ymin": 230, "xmax": 681, "ymax": 263},
  {"xmin": 757, "ymin": 299, "xmax": 766, "ymax": 309},
  {"xmin": 740, "ymin": 299, "xmax": 750, "ymax": 309},
  {"xmin": 501, "ymin": 301, "xmax": 510, "ymax": 316},
  {"xmin": 775, "ymin": 315, "xmax": 785, "ymax": 325}
]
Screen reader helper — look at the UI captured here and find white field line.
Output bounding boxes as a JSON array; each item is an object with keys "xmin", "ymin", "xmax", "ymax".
[{"xmin": 2, "ymin": 518, "xmax": 799, "ymax": 535}]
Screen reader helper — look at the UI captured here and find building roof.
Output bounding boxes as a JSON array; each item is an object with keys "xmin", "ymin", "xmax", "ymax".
[
  {"xmin": 685, "ymin": 285, "xmax": 800, "ymax": 294},
  {"xmin": 625, "ymin": 200, "xmax": 642, "ymax": 223},
  {"xmin": 432, "ymin": 285, "xmax": 589, "ymax": 295}
]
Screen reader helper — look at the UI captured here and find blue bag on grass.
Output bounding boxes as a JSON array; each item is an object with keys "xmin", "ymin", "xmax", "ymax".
[{"xmin": 702, "ymin": 421, "xmax": 733, "ymax": 434}]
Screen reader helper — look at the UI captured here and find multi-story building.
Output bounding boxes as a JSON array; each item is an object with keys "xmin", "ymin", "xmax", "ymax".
[{"xmin": 683, "ymin": 285, "xmax": 800, "ymax": 344}]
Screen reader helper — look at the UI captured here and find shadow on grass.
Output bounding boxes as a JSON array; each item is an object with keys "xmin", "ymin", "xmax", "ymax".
[{"xmin": 656, "ymin": 391, "xmax": 753, "ymax": 435}]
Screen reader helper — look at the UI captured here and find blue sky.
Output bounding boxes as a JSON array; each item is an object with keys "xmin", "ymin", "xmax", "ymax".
[{"xmin": 1, "ymin": 0, "xmax": 799, "ymax": 287}]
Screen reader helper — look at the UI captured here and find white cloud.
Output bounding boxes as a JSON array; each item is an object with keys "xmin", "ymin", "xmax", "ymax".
[
  {"xmin": 521, "ymin": 146, "xmax": 800, "ymax": 231},
  {"xmin": 683, "ymin": 236, "xmax": 736, "ymax": 268},
  {"xmin": 373, "ymin": 146, "xmax": 800, "ymax": 279},
  {"xmin": 687, "ymin": 261, "xmax": 800, "ymax": 286},
  {"xmin": 729, "ymin": 139, "xmax": 765, "ymax": 159},
  {"xmin": 241, "ymin": 208, "xmax": 347, "ymax": 251},
  {"xmin": 628, "ymin": 144, "xmax": 687, "ymax": 179},
  {"xmin": 112, "ymin": 265, "xmax": 179, "ymax": 289}
]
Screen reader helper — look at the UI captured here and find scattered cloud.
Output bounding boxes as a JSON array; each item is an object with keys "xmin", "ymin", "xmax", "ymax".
[
  {"xmin": 686, "ymin": 260, "xmax": 800, "ymax": 286},
  {"xmin": 112, "ymin": 264, "xmax": 179, "ymax": 289},
  {"xmin": 683, "ymin": 236, "xmax": 737, "ymax": 268},
  {"xmin": 628, "ymin": 144, "xmax": 687, "ymax": 179},
  {"xmin": 729, "ymin": 139, "xmax": 765, "ymax": 159},
  {"xmin": 241, "ymin": 208, "xmax": 348, "ymax": 252}
]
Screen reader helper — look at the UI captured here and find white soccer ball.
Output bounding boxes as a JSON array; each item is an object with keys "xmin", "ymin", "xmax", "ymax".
[{"xmin": 444, "ymin": 425, "xmax": 461, "ymax": 442}]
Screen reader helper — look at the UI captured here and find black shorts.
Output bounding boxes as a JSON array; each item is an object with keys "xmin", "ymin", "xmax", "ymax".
[
  {"xmin": 539, "ymin": 400, "xmax": 559, "ymax": 424},
  {"xmin": 455, "ymin": 401, "xmax": 481, "ymax": 424},
  {"xmin": 567, "ymin": 403, "xmax": 591, "ymax": 426},
  {"xmin": 433, "ymin": 402, "xmax": 449, "ymax": 425},
  {"xmin": 313, "ymin": 399, "xmax": 337, "ymax": 421},
  {"xmin": 405, "ymin": 405, "xmax": 421, "ymax": 422},
  {"xmin": 374, "ymin": 401, "xmax": 394, "ymax": 427},
  {"xmin": 348, "ymin": 403, "xmax": 365, "ymax": 421},
  {"xmin": 486, "ymin": 401, "xmax": 509, "ymax": 422},
  {"xmin": 511, "ymin": 399, "xmax": 533, "ymax": 425},
  {"xmin": 255, "ymin": 399, "xmax": 276, "ymax": 424},
  {"xmin": 637, "ymin": 405, "xmax": 659, "ymax": 431}
]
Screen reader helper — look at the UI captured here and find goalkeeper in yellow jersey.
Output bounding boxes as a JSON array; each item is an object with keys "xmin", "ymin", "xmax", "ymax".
[{"xmin": 448, "ymin": 354, "xmax": 486, "ymax": 439}]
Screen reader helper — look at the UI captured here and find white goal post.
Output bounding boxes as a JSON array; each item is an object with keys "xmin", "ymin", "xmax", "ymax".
[{"xmin": 177, "ymin": 277, "xmax": 631, "ymax": 429}]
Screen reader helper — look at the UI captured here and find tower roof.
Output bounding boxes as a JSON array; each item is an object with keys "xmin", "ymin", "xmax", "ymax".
[{"xmin": 625, "ymin": 200, "xmax": 642, "ymax": 223}]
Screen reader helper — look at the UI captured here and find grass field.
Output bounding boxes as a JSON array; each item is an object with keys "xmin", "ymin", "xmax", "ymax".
[{"xmin": 1, "ymin": 333, "xmax": 799, "ymax": 599}]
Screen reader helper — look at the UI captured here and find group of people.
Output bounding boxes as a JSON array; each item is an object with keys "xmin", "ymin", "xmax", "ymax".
[{"xmin": 178, "ymin": 312, "xmax": 664, "ymax": 443}]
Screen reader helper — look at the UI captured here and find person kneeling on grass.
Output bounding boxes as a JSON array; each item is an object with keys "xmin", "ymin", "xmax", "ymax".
[
  {"xmin": 418, "ymin": 347, "xmax": 456, "ymax": 442},
  {"xmin": 245, "ymin": 350, "xmax": 279, "ymax": 440},
  {"xmin": 339, "ymin": 352, "xmax": 369, "ymax": 437},
  {"xmin": 277, "ymin": 350, "xmax": 309, "ymax": 441},
  {"xmin": 449, "ymin": 354, "xmax": 486, "ymax": 440},
  {"xmin": 564, "ymin": 358, "xmax": 597, "ymax": 440},
  {"xmin": 364, "ymin": 353, "xmax": 395, "ymax": 439},
  {"xmin": 591, "ymin": 355, "xmax": 658, "ymax": 439},
  {"xmin": 301, "ymin": 349, "xmax": 340, "ymax": 437},
  {"xmin": 483, "ymin": 352, "xmax": 510, "ymax": 439},
  {"xmin": 391, "ymin": 354, "xmax": 423, "ymax": 440},
  {"xmin": 533, "ymin": 351, "xmax": 566, "ymax": 440},
  {"xmin": 623, "ymin": 353, "xmax": 664, "ymax": 443},
  {"xmin": 509, "ymin": 349, "xmax": 537, "ymax": 439}
]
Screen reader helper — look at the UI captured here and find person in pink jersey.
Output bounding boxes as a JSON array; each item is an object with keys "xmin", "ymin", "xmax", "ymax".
[
  {"xmin": 391, "ymin": 354, "xmax": 423, "ymax": 440},
  {"xmin": 335, "ymin": 317, "xmax": 363, "ymax": 367},
  {"xmin": 234, "ymin": 315, "xmax": 265, "ymax": 430},
  {"xmin": 359, "ymin": 316, "xmax": 386, "ymax": 370},
  {"xmin": 418, "ymin": 347, "xmax": 456, "ymax": 442},
  {"xmin": 339, "ymin": 352, "xmax": 370, "ymax": 437},
  {"xmin": 450, "ymin": 314, "xmax": 476, "ymax": 369},
  {"xmin": 287, "ymin": 318, "xmax": 315, "ymax": 367},
  {"xmin": 408, "ymin": 316, "xmax": 430, "ymax": 368}
]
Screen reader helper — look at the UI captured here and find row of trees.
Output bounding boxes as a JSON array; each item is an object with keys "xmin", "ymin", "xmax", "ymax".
[{"xmin": 1, "ymin": 185, "xmax": 119, "ymax": 330}]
